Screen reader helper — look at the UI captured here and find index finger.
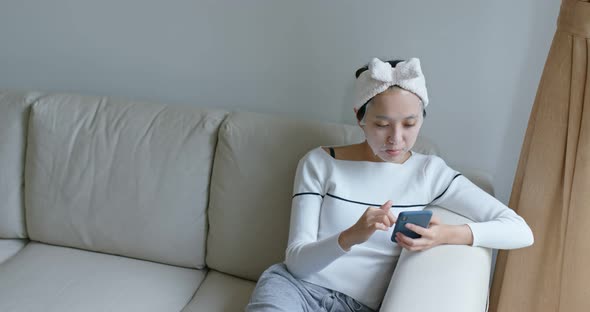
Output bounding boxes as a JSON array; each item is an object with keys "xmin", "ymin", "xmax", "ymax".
[{"xmin": 380, "ymin": 200, "xmax": 393, "ymax": 211}]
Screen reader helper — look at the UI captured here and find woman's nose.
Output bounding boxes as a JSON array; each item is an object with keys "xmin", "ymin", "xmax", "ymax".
[{"xmin": 388, "ymin": 128, "xmax": 402, "ymax": 144}]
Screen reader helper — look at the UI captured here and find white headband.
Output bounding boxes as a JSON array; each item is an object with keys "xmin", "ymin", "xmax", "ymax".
[{"xmin": 354, "ymin": 57, "xmax": 429, "ymax": 110}]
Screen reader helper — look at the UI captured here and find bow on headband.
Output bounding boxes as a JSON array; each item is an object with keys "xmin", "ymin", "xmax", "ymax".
[{"xmin": 354, "ymin": 57, "xmax": 429, "ymax": 110}]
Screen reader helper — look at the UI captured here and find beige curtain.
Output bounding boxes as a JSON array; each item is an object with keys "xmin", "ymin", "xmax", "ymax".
[{"xmin": 489, "ymin": 0, "xmax": 590, "ymax": 311}]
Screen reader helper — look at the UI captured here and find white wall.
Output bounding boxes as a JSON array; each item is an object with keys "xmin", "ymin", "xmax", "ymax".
[{"xmin": 0, "ymin": 0, "xmax": 560, "ymax": 204}]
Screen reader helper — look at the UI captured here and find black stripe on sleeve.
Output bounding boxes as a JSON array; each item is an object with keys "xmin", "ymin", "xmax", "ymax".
[
  {"xmin": 430, "ymin": 173, "xmax": 462, "ymax": 204},
  {"xmin": 292, "ymin": 173, "xmax": 462, "ymax": 208},
  {"xmin": 292, "ymin": 192, "xmax": 325, "ymax": 199},
  {"xmin": 292, "ymin": 192, "xmax": 429, "ymax": 209}
]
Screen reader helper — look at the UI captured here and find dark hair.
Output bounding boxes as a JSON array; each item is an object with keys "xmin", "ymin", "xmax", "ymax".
[{"xmin": 355, "ymin": 59, "xmax": 427, "ymax": 122}]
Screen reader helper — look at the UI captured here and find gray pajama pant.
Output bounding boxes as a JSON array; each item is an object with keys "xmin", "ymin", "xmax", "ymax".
[{"xmin": 246, "ymin": 263, "xmax": 375, "ymax": 312}]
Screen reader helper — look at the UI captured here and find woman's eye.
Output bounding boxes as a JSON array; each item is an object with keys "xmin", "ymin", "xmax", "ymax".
[
  {"xmin": 376, "ymin": 124, "xmax": 389, "ymax": 128},
  {"xmin": 404, "ymin": 124, "xmax": 416, "ymax": 128}
]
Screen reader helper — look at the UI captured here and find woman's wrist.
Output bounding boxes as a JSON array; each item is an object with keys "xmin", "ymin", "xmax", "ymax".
[
  {"xmin": 338, "ymin": 229, "xmax": 354, "ymax": 252},
  {"xmin": 441, "ymin": 224, "xmax": 474, "ymax": 246}
]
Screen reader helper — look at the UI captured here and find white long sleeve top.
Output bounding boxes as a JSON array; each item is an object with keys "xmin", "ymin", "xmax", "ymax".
[{"xmin": 284, "ymin": 147, "xmax": 533, "ymax": 310}]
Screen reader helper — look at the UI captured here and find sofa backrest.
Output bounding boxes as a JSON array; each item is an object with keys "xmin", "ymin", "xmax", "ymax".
[
  {"xmin": 205, "ymin": 111, "xmax": 440, "ymax": 281},
  {"xmin": 24, "ymin": 93, "xmax": 226, "ymax": 268},
  {"xmin": 0, "ymin": 91, "xmax": 41, "ymax": 239}
]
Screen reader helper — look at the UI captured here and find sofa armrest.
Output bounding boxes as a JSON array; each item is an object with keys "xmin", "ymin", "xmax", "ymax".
[{"xmin": 380, "ymin": 207, "xmax": 492, "ymax": 312}]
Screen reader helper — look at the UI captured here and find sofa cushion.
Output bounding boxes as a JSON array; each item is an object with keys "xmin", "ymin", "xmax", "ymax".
[
  {"xmin": 0, "ymin": 91, "xmax": 42, "ymax": 239},
  {"xmin": 25, "ymin": 93, "xmax": 227, "ymax": 268},
  {"xmin": 0, "ymin": 238, "xmax": 27, "ymax": 264},
  {"xmin": 182, "ymin": 270, "xmax": 256, "ymax": 312},
  {"xmin": 0, "ymin": 242, "xmax": 205, "ymax": 312},
  {"xmin": 206, "ymin": 111, "xmax": 439, "ymax": 281}
]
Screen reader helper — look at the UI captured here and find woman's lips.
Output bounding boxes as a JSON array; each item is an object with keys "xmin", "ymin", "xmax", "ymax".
[{"xmin": 385, "ymin": 149, "xmax": 403, "ymax": 156}]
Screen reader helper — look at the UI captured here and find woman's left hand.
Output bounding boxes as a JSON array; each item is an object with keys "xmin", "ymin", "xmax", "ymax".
[{"xmin": 394, "ymin": 215, "xmax": 447, "ymax": 251}]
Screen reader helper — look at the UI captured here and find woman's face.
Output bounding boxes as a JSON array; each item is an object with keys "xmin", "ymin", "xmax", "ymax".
[{"xmin": 359, "ymin": 87, "xmax": 424, "ymax": 163}]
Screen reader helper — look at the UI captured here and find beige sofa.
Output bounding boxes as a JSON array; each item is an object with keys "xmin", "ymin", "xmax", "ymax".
[{"xmin": 0, "ymin": 91, "xmax": 493, "ymax": 311}]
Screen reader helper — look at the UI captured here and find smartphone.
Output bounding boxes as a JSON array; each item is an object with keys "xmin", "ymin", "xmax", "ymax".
[{"xmin": 391, "ymin": 210, "xmax": 433, "ymax": 241}]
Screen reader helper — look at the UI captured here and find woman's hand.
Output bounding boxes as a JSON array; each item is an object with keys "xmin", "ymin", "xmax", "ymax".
[
  {"xmin": 338, "ymin": 200, "xmax": 396, "ymax": 251},
  {"xmin": 394, "ymin": 216, "xmax": 474, "ymax": 251}
]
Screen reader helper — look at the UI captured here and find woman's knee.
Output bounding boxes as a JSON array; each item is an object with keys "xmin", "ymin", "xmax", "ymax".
[{"xmin": 246, "ymin": 263, "xmax": 306, "ymax": 311}]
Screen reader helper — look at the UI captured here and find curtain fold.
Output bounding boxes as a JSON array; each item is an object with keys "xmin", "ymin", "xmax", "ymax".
[{"xmin": 489, "ymin": 0, "xmax": 590, "ymax": 311}]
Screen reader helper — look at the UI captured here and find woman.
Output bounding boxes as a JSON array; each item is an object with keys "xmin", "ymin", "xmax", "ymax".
[{"xmin": 246, "ymin": 57, "xmax": 534, "ymax": 312}]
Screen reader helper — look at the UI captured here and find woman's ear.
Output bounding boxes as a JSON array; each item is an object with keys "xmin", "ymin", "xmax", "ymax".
[
  {"xmin": 353, "ymin": 108, "xmax": 364, "ymax": 127},
  {"xmin": 356, "ymin": 118, "xmax": 365, "ymax": 128}
]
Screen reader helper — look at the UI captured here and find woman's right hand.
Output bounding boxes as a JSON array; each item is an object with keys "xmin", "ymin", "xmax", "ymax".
[{"xmin": 338, "ymin": 200, "xmax": 396, "ymax": 251}]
